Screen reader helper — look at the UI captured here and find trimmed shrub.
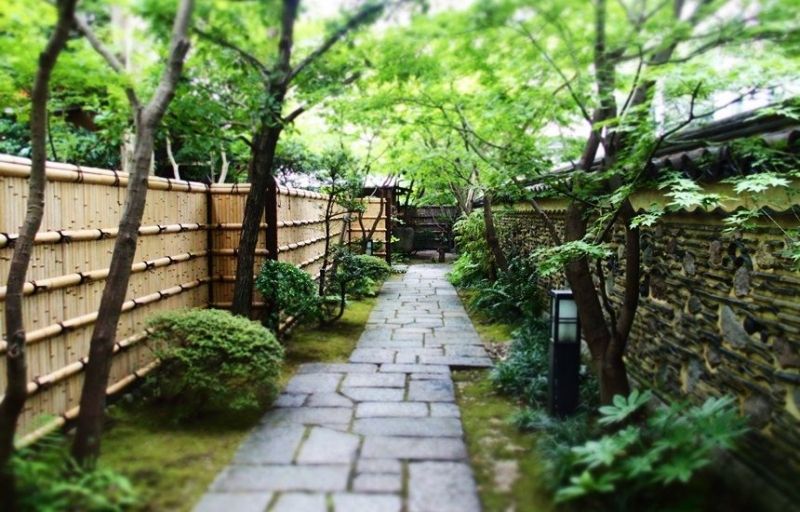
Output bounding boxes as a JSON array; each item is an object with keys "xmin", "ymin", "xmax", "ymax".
[
  {"xmin": 333, "ymin": 250, "xmax": 392, "ymax": 298},
  {"xmin": 144, "ymin": 308, "xmax": 284, "ymax": 419},
  {"xmin": 255, "ymin": 260, "xmax": 320, "ymax": 327},
  {"xmin": 13, "ymin": 435, "xmax": 138, "ymax": 511}
]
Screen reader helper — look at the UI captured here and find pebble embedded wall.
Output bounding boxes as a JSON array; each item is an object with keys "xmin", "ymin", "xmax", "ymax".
[{"xmin": 496, "ymin": 207, "xmax": 800, "ymax": 499}]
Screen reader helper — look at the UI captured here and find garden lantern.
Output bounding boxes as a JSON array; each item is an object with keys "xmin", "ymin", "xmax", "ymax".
[{"xmin": 549, "ymin": 289, "xmax": 581, "ymax": 417}]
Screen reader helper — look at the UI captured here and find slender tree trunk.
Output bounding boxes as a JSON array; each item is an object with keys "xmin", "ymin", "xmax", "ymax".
[
  {"xmin": 482, "ymin": 192, "xmax": 507, "ymax": 276},
  {"xmin": 72, "ymin": 0, "xmax": 193, "ymax": 465},
  {"xmin": 231, "ymin": 126, "xmax": 282, "ymax": 316},
  {"xmin": 0, "ymin": 1, "xmax": 77, "ymax": 504},
  {"xmin": 218, "ymin": 148, "xmax": 229, "ymax": 183}
]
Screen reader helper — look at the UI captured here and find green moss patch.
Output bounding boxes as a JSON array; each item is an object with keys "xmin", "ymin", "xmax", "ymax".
[{"xmin": 455, "ymin": 370, "xmax": 554, "ymax": 512}]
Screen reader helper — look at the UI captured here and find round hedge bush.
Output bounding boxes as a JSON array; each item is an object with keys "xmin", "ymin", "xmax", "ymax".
[{"xmin": 145, "ymin": 308, "xmax": 284, "ymax": 419}]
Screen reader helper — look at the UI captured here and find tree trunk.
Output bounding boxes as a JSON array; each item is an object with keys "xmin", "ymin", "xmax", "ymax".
[
  {"xmin": 482, "ymin": 192, "xmax": 507, "ymax": 275},
  {"xmin": 0, "ymin": 1, "xmax": 77, "ymax": 504},
  {"xmin": 72, "ymin": 0, "xmax": 193, "ymax": 466},
  {"xmin": 231, "ymin": 127, "xmax": 282, "ymax": 317}
]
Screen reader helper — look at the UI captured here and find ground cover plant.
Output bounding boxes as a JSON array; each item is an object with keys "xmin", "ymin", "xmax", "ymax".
[{"xmin": 12, "ymin": 435, "xmax": 138, "ymax": 512}]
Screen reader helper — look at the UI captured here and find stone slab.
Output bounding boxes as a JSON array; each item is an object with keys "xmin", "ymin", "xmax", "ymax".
[
  {"xmin": 193, "ymin": 492, "xmax": 273, "ymax": 512},
  {"xmin": 408, "ymin": 462, "xmax": 480, "ymax": 512},
  {"xmin": 271, "ymin": 492, "xmax": 327, "ymax": 512},
  {"xmin": 342, "ymin": 387, "xmax": 405, "ymax": 402},
  {"xmin": 297, "ymin": 363, "xmax": 377, "ymax": 374},
  {"xmin": 379, "ymin": 364, "xmax": 450, "ymax": 374},
  {"xmin": 285, "ymin": 373, "xmax": 342, "ymax": 394},
  {"xmin": 356, "ymin": 402, "xmax": 428, "ymax": 418},
  {"xmin": 360, "ymin": 436, "xmax": 468, "ymax": 460},
  {"xmin": 407, "ymin": 380, "xmax": 455, "ymax": 402},
  {"xmin": 353, "ymin": 473, "xmax": 403, "ymax": 493},
  {"xmin": 263, "ymin": 407, "xmax": 352, "ymax": 426},
  {"xmin": 332, "ymin": 494, "xmax": 402, "ymax": 512},
  {"xmin": 211, "ymin": 465, "xmax": 350, "ymax": 492},
  {"xmin": 297, "ymin": 427, "xmax": 360, "ymax": 464},
  {"xmin": 353, "ymin": 418, "xmax": 462, "ymax": 437},
  {"xmin": 343, "ymin": 373, "xmax": 405, "ymax": 388},
  {"xmin": 234, "ymin": 425, "xmax": 306, "ymax": 465}
]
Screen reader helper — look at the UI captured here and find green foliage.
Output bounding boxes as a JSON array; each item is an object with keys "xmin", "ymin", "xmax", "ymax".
[
  {"xmin": 450, "ymin": 212, "xmax": 492, "ymax": 287},
  {"xmin": 332, "ymin": 250, "xmax": 392, "ymax": 299},
  {"xmin": 490, "ymin": 319, "xmax": 549, "ymax": 406},
  {"xmin": 468, "ymin": 254, "xmax": 546, "ymax": 323},
  {"xmin": 597, "ymin": 389, "xmax": 652, "ymax": 426},
  {"xmin": 12, "ymin": 435, "xmax": 138, "ymax": 511},
  {"xmin": 533, "ymin": 241, "xmax": 612, "ymax": 277},
  {"xmin": 144, "ymin": 308, "xmax": 284, "ymax": 419},
  {"xmin": 554, "ymin": 393, "xmax": 747, "ymax": 505},
  {"xmin": 255, "ymin": 260, "xmax": 321, "ymax": 328}
]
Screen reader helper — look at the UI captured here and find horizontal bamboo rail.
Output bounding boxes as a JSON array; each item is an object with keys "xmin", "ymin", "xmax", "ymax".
[
  {"xmin": 0, "ymin": 251, "xmax": 205, "ymax": 299},
  {"xmin": 0, "ymin": 156, "xmax": 208, "ymax": 193},
  {"xmin": 0, "ymin": 223, "xmax": 205, "ymax": 249},
  {"xmin": 0, "ymin": 278, "xmax": 208, "ymax": 352},
  {"xmin": 16, "ymin": 360, "xmax": 160, "ymax": 448},
  {"xmin": 26, "ymin": 331, "xmax": 150, "ymax": 396}
]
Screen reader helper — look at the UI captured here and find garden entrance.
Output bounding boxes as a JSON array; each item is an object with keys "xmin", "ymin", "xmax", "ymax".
[{"xmin": 195, "ymin": 264, "xmax": 492, "ymax": 512}]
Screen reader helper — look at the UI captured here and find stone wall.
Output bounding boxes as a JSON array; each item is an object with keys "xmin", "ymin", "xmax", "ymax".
[{"xmin": 496, "ymin": 206, "xmax": 800, "ymax": 501}]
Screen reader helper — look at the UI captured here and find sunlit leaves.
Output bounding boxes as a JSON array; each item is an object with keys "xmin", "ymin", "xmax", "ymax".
[{"xmin": 534, "ymin": 240, "xmax": 613, "ymax": 277}]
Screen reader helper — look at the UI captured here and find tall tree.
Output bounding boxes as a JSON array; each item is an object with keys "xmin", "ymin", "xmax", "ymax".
[
  {"xmin": 0, "ymin": 0, "xmax": 78, "ymax": 505},
  {"xmin": 71, "ymin": 0, "xmax": 194, "ymax": 465},
  {"xmin": 193, "ymin": 0, "xmax": 388, "ymax": 317}
]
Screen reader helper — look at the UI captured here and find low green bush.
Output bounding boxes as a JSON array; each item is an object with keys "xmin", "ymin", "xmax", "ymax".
[
  {"xmin": 490, "ymin": 318, "xmax": 550, "ymax": 406},
  {"xmin": 144, "ymin": 308, "xmax": 284, "ymax": 419},
  {"xmin": 255, "ymin": 260, "xmax": 320, "ymax": 328},
  {"xmin": 12, "ymin": 435, "xmax": 138, "ymax": 511},
  {"xmin": 333, "ymin": 250, "xmax": 392, "ymax": 299},
  {"xmin": 553, "ymin": 391, "xmax": 747, "ymax": 507},
  {"xmin": 468, "ymin": 254, "xmax": 546, "ymax": 323}
]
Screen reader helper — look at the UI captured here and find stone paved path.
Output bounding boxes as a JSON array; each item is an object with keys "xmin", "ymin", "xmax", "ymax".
[{"xmin": 195, "ymin": 264, "xmax": 492, "ymax": 512}]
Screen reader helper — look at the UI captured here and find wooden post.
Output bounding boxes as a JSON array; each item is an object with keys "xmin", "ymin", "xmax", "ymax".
[
  {"xmin": 263, "ymin": 174, "xmax": 279, "ymax": 324},
  {"xmin": 205, "ymin": 187, "xmax": 215, "ymax": 307},
  {"xmin": 384, "ymin": 187, "xmax": 393, "ymax": 264},
  {"xmin": 266, "ymin": 174, "xmax": 279, "ymax": 262}
]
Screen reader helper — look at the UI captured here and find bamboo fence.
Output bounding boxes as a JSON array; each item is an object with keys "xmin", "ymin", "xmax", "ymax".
[{"xmin": 0, "ymin": 155, "xmax": 389, "ymax": 442}]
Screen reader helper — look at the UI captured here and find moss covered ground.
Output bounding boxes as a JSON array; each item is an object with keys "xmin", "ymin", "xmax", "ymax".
[
  {"xmin": 99, "ymin": 296, "xmax": 378, "ymax": 511},
  {"xmin": 456, "ymin": 291, "xmax": 555, "ymax": 512},
  {"xmin": 455, "ymin": 371, "xmax": 554, "ymax": 512}
]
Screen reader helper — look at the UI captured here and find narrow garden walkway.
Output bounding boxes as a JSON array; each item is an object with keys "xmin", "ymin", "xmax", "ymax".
[{"xmin": 195, "ymin": 264, "xmax": 492, "ymax": 512}]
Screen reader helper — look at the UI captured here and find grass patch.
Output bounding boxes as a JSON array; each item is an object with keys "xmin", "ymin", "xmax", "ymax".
[
  {"xmin": 100, "ymin": 295, "xmax": 379, "ymax": 511},
  {"xmin": 457, "ymin": 289, "xmax": 516, "ymax": 344},
  {"xmin": 455, "ymin": 370, "xmax": 554, "ymax": 512},
  {"xmin": 281, "ymin": 295, "xmax": 378, "ymax": 383}
]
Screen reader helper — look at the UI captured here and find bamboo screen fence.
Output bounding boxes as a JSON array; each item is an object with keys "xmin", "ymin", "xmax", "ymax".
[{"xmin": 0, "ymin": 155, "xmax": 388, "ymax": 443}]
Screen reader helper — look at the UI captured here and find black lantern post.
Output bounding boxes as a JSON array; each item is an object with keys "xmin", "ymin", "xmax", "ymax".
[{"xmin": 548, "ymin": 289, "xmax": 581, "ymax": 417}]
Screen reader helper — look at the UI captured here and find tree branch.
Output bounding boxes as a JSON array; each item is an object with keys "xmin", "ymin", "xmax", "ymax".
[
  {"xmin": 142, "ymin": 0, "xmax": 193, "ymax": 125},
  {"xmin": 194, "ymin": 26, "xmax": 270, "ymax": 82},
  {"xmin": 73, "ymin": 13, "xmax": 142, "ymax": 115},
  {"xmin": 285, "ymin": 2, "xmax": 385, "ymax": 85}
]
